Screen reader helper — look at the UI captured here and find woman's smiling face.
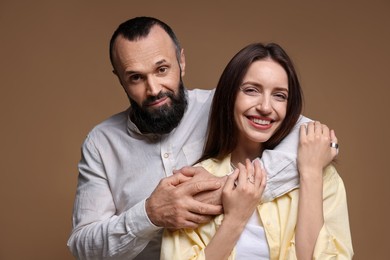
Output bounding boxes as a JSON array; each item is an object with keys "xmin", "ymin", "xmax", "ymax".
[{"xmin": 234, "ymin": 59, "xmax": 289, "ymax": 148}]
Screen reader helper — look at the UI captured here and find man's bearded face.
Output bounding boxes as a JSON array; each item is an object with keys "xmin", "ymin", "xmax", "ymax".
[{"xmin": 129, "ymin": 82, "xmax": 187, "ymax": 134}]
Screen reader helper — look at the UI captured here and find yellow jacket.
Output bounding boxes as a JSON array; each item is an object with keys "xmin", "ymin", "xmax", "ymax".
[{"xmin": 161, "ymin": 155, "xmax": 353, "ymax": 260}]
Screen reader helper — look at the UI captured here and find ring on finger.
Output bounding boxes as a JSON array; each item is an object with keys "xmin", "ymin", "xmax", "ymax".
[{"xmin": 330, "ymin": 142, "xmax": 339, "ymax": 155}]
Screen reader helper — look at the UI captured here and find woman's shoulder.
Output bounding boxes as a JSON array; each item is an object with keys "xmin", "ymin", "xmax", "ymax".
[{"xmin": 196, "ymin": 156, "xmax": 232, "ymax": 177}]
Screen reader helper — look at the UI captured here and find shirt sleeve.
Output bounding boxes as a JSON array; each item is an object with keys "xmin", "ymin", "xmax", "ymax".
[
  {"xmin": 260, "ymin": 115, "xmax": 312, "ymax": 202},
  {"xmin": 67, "ymin": 135, "xmax": 161, "ymax": 259},
  {"xmin": 312, "ymin": 166, "xmax": 354, "ymax": 259},
  {"xmin": 285, "ymin": 166, "xmax": 354, "ymax": 259}
]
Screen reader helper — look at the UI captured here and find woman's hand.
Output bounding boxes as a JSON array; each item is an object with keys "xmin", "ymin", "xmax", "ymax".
[
  {"xmin": 297, "ymin": 121, "xmax": 338, "ymax": 177},
  {"xmin": 296, "ymin": 121, "xmax": 338, "ymax": 259},
  {"xmin": 204, "ymin": 160, "xmax": 266, "ymax": 260},
  {"xmin": 222, "ymin": 159, "xmax": 266, "ymax": 224}
]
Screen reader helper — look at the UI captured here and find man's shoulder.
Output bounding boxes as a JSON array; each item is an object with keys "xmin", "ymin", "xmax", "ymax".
[
  {"xmin": 187, "ymin": 88, "xmax": 215, "ymax": 103},
  {"xmin": 88, "ymin": 109, "xmax": 129, "ymax": 137}
]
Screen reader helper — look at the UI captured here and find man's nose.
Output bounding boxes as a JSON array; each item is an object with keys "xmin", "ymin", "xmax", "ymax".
[{"xmin": 145, "ymin": 76, "xmax": 162, "ymax": 96}]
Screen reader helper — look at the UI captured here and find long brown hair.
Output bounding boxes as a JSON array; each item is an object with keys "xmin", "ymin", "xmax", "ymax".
[{"xmin": 197, "ymin": 43, "xmax": 303, "ymax": 163}]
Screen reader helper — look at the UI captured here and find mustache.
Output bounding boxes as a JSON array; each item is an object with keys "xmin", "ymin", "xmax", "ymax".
[{"xmin": 143, "ymin": 91, "xmax": 174, "ymax": 107}]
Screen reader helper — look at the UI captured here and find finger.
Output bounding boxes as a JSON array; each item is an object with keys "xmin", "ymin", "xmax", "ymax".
[
  {"xmin": 314, "ymin": 121, "xmax": 322, "ymax": 135},
  {"xmin": 225, "ymin": 168, "xmax": 239, "ymax": 190},
  {"xmin": 321, "ymin": 123, "xmax": 330, "ymax": 139},
  {"xmin": 246, "ymin": 158, "xmax": 254, "ymax": 178},
  {"xmin": 330, "ymin": 129, "xmax": 338, "ymax": 143},
  {"xmin": 189, "ymin": 214, "xmax": 214, "ymax": 225},
  {"xmin": 237, "ymin": 162, "xmax": 247, "ymax": 186},
  {"xmin": 259, "ymin": 166, "xmax": 267, "ymax": 194},
  {"xmin": 330, "ymin": 129, "xmax": 339, "ymax": 155},
  {"xmin": 167, "ymin": 173, "xmax": 192, "ymax": 186},
  {"xmin": 261, "ymin": 167, "xmax": 267, "ymax": 186},
  {"xmin": 181, "ymin": 178, "xmax": 222, "ymax": 196},
  {"xmin": 253, "ymin": 159, "xmax": 263, "ymax": 187},
  {"xmin": 307, "ymin": 121, "xmax": 315, "ymax": 136},
  {"xmin": 254, "ymin": 160, "xmax": 266, "ymax": 184},
  {"xmin": 189, "ymin": 200, "xmax": 223, "ymax": 215},
  {"xmin": 253, "ymin": 160, "xmax": 266, "ymax": 201},
  {"xmin": 299, "ymin": 124, "xmax": 307, "ymax": 141},
  {"xmin": 173, "ymin": 166, "xmax": 196, "ymax": 177},
  {"xmin": 184, "ymin": 213, "xmax": 215, "ymax": 228}
]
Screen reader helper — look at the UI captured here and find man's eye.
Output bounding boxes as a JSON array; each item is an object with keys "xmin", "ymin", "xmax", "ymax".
[
  {"xmin": 130, "ymin": 74, "xmax": 142, "ymax": 82},
  {"xmin": 158, "ymin": 67, "xmax": 168, "ymax": 74}
]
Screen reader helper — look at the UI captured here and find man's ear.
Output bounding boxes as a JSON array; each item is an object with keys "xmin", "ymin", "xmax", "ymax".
[
  {"xmin": 112, "ymin": 69, "xmax": 123, "ymax": 86},
  {"xmin": 179, "ymin": 49, "xmax": 186, "ymax": 77}
]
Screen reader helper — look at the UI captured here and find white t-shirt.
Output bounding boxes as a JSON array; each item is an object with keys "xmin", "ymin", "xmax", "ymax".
[{"xmin": 236, "ymin": 211, "xmax": 270, "ymax": 259}]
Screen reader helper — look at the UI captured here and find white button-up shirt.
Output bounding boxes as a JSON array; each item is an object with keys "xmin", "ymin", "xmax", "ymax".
[{"xmin": 67, "ymin": 88, "xmax": 310, "ymax": 259}]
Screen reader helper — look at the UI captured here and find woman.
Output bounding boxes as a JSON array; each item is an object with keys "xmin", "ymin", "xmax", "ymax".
[{"xmin": 161, "ymin": 43, "xmax": 353, "ymax": 259}]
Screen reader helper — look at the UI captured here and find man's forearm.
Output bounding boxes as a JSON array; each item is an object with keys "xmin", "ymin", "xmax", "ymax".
[
  {"xmin": 260, "ymin": 115, "xmax": 312, "ymax": 202},
  {"xmin": 68, "ymin": 199, "xmax": 161, "ymax": 259}
]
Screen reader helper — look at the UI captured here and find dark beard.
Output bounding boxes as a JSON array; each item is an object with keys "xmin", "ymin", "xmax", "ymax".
[{"xmin": 129, "ymin": 83, "xmax": 187, "ymax": 134}]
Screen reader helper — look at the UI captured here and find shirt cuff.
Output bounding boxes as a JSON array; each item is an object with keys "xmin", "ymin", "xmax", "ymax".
[
  {"xmin": 258, "ymin": 153, "xmax": 300, "ymax": 202},
  {"xmin": 125, "ymin": 199, "xmax": 162, "ymax": 239},
  {"xmin": 313, "ymin": 225, "xmax": 338, "ymax": 258}
]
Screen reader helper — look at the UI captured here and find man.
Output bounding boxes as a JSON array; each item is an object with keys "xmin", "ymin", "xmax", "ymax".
[{"xmin": 67, "ymin": 16, "xmax": 310, "ymax": 259}]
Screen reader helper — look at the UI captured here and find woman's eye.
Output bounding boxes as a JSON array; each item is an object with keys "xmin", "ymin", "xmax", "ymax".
[
  {"xmin": 242, "ymin": 87, "xmax": 260, "ymax": 96},
  {"xmin": 274, "ymin": 93, "xmax": 288, "ymax": 101}
]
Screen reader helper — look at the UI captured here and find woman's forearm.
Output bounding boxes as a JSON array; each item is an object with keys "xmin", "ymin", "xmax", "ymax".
[
  {"xmin": 295, "ymin": 169, "xmax": 324, "ymax": 260},
  {"xmin": 205, "ymin": 216, "xmax": 246, "ymax": 260}
]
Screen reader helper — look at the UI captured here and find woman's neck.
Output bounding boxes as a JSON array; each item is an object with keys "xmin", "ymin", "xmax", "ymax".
[{"xmin": 230, "ymin": 143, "xmax": 263, "ymax": 166}]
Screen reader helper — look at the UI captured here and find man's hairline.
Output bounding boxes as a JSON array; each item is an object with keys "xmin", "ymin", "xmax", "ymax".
[{"xmin": 111, "ymin": 25, "xmax": 181, "ymax": 73}]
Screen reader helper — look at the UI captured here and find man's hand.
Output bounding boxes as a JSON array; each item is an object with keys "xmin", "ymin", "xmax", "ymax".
[
  {"xmin": 145, "ymin": 169, "xmax": 223, "ymax": 229},
  {"xmin": 176, "ymin": 166, "xmax": 226, "ymax": 206}
]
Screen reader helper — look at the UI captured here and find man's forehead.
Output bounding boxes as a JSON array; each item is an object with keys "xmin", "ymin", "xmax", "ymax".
[
  {"xmin": 113, "ymin": 27, "xmax": 177, "ymax": 68},
  {"xmin": 115, "ymin": 26, "xmax": 175, "ymax": 52}
]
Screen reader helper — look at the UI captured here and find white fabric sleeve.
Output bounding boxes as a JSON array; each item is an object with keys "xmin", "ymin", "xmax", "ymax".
[
  {"xmin": 259, "ymin": 115, "xmax": 312, "ymax": 202},
  {"xmin": 67, "ymin": 136, "xmax": 161, "ymax": 260}
]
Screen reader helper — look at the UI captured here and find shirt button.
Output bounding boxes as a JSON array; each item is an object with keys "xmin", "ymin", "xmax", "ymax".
[
  {"xmin": 163, "ymin": 153, "xmax": 169, "ymax": 158},
  {"xmin": 266, "ymin": 220, "xmax": 271, "ymax": 226}
]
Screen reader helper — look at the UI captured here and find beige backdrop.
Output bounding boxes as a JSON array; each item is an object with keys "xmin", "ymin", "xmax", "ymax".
[{"xmin": 1, "ymin": 1, "xmax": 389, "ymax": 259}]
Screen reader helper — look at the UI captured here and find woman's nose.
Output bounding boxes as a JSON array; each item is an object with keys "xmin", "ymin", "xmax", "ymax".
[{"xmin": 256, "ymin": 95, "xmax": 272, "ymax": 114}]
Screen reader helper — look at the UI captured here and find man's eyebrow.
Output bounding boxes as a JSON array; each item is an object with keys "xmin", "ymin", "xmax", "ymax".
[
  {"xmin": 156, "ymin": 59, "xmax": 167, "ymax": 66},
  {"xmin": 124, "ymin": 59, "xmax": 169, "ymax": 75},
  {"xmin": 125, "ymin": 70, "xmax": 138, "ymax": 75}
]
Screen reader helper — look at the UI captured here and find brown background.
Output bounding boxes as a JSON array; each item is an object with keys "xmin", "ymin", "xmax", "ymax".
[{"xmin": 1, "ymin": 0, "xmax": 389, "ymax": 259}]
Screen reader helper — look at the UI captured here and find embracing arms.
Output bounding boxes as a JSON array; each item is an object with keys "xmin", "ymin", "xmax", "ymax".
[{"xmin": 67, "ymin": 137, "xmax": 223, "ymax": 259}]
